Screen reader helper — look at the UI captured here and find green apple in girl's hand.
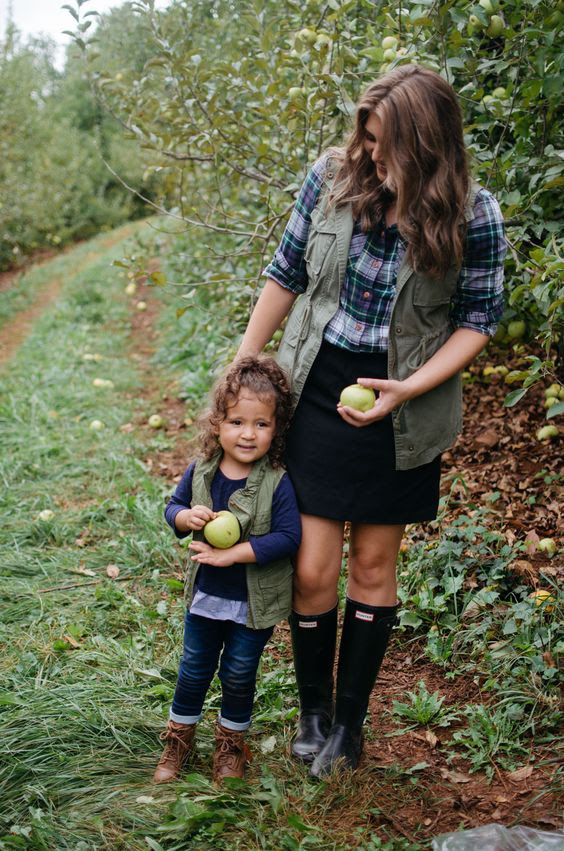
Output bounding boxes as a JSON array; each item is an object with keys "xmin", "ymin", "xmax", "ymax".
[
  {"xmin": 340, "ymin": 384, "xmax": 376, "ymax": 412},
  {"xmin": 204, "ymin": 511, "xmax": 241, "ymax": 548}
]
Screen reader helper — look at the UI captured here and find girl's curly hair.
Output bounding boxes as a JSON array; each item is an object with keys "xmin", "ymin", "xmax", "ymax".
[{"xmin": 198, "ymin": 356, "xmax": 293, "ymax": 468}]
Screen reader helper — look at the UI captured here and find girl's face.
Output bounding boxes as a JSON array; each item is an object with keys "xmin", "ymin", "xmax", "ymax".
[
  {"xmin": 217, "ymin": 390, "xmax": 276, "ymax": 471},
  {"xmin": 363, "ymin": 112, "xmax": 396, "ymax": 192}
]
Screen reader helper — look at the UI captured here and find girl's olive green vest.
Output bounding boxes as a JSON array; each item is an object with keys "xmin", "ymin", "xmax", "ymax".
[
  {"xmin": 185, "ymin": 453, "xmax": 293, "ymax": 629},
  {"xmin": 277, "ymin": 162, "xmax": 481, "ymax": 471}
]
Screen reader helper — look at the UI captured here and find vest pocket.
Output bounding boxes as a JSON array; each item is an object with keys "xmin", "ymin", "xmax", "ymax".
[
  {"xmin": 305, "ymin": 229, "xmax": 337, "ymax": 277},
  {"xmin": 412, "ymin": 265, "xmax": 458, "ymax": 306},
  {"xmin": 250, "ymin": 509, "xmax": 271, "ymax": 536},
  {"xmin": 255, "ymin": 561, "xmax": 293, "ymax": 619}
]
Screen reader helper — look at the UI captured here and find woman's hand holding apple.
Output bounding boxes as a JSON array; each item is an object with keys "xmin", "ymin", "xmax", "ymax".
[{"xmin": 337, "ymin": 377, "xmax": 410, "ymax": 427}]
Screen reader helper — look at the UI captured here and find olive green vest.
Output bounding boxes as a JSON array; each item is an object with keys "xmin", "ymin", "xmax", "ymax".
[
  {"xmin": 185, "ymin": 453, "xmax": 293, "ymax": 629},
  {"xmin": 277, "ymin": 163, "xmax": 481, "ymax": 471}
]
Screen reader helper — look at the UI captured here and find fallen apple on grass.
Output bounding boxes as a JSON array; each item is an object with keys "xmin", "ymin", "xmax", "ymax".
[
  {"xmin": 203, "ymin": 511, "xmax": 241, "ymax": 549},
  {"xmin": 339, "ymin": 384, "xmax": 376, "ymax": 412},
  {"xmin": 148, "ymin": 414, "xmax": 165, "ymax": 429},
  {"xmin": 529, "ymin": 589, "xmax": 555, "ymax": 611}
]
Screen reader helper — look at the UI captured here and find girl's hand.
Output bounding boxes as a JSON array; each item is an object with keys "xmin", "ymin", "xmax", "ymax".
[
  {"xmin": 337, "ymin": 378, "xmax": 409, "ymax": 427},
  {"xmin": 189, "ymin": 540, "xmax": 235, "ymax": 567},
  {"xmin": 184, "ymin": 505, "xmax": 216, "ymax": 531}
]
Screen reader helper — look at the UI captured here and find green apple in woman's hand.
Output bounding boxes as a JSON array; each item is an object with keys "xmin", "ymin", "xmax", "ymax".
[{"xmin": 339, "ymin": 384, "xmax": 376, "ymax": 412}]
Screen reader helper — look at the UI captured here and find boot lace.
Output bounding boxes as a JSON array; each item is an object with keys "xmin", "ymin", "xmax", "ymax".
[{"xmin": 158, "ymin": 726, "xmax": 192, "ymax": 767}]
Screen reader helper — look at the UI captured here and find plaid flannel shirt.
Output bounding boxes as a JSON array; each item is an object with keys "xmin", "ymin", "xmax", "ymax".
[{"xmin": 264, "ymin": 156, "xmax": 506, "ymax": 352}]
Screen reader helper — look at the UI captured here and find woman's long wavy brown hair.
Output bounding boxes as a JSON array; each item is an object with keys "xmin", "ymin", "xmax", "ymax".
[
  {"xmin": 329, "ymin": 64, "xmax": 470, "ymax": 278},
  {"xmin": 198, "ymin": 356, "xmax": 293, "ymax": 468}
]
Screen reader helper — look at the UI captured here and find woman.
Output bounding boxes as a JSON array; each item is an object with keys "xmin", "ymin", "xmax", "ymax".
[{"xmin": 237, "ymin": 64, "xmax": 506, "ymax": 778}]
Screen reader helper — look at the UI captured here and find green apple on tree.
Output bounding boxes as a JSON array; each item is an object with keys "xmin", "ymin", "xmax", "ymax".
[
  {"xmin": 204, "ymin": 510, "xmax": 241, "ymax": 548},
  {"xmin": 340, "ymin": 384, "xmax": 376, "ymax": 412},
  {"xmin": 487, "ymin": 14, "xmax": 505, "ymax": 36},
  {"xmin": 507, "ymin": 319, "xmax": 526, "ymax": 340}
]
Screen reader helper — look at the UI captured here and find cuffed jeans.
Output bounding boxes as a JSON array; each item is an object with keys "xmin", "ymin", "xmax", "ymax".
[{"xmin": 170, "ymin": 611, "xmax": 274, "ymax": 731}]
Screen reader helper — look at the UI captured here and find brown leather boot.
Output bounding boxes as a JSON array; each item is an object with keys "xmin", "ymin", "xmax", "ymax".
[
  {"xmin": 152, "ymin": 720, "xmax": 196, "ymax": 784},
  {"xmin": 212, "ymin": 723, "xmax": 251, "ymax": 782}
]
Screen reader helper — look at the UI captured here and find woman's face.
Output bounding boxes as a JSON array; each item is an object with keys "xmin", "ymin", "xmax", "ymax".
[{"xmin": 363, "ymin": 113, "xmax": 396, "ymax": 192}]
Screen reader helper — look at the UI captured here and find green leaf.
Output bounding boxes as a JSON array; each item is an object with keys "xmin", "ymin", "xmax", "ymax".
[
  {"xmin": 547, "ymin": 401, "xmax": 564, "ymax": 419},
  {"xmin": 504, "ymin": 388, "xmax": 528, "ymax": 407},
  {"xmin": 400, "ymin": 611, "xmax": 422, "ymax": 628}
]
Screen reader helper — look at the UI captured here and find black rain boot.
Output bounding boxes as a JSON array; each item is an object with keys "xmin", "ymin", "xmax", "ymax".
[
  {"xmin": 311, "ymin": 598, "xmax": 398, "ymax": 779},
  {"xmin": 289, "ymin": 605, "xmax": 338, "ymax": 763}
]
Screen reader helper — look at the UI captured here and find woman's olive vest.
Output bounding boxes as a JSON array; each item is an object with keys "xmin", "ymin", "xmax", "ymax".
[
  {"xmin": 186, "ymin": 453, "xmax": 293, "ymax": 629},
  {"xmin": 277, "ymin": 163, "xmax": 481, "ymax": 471}
]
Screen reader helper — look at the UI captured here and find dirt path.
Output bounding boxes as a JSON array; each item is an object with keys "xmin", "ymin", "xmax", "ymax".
[{"xmin": 0, "ymin": 224, "xmax": 137, "ymax": 367}]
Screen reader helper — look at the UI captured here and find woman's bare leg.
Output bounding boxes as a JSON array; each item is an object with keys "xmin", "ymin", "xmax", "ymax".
[
  {"xmin": 347, "ymin": 522, "xmax": 405, "ymax": 605},
  {"xmin": 293, "ymin": 514, "xmax": 345, "ymax": 614}
]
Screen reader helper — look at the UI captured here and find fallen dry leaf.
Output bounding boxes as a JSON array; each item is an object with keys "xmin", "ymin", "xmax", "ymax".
[
  {"xmin": 63, "ymin": 634, "xmax": 81, "ymax": 649},
  {"xmin": 475, "ymin": 428, "xmax": 499, "ymax": 448},
  {"xmin": 106, "ymin": 564, "xmax": 120, "ymax": 579},
  {"xmin": 507, "ymin": 765, "xmax": 533, "ymax": 783},
  {"xmin": 425, "ymin": 730, "xmax": 438, "ymax": 748},
  {"xmin": 440, "ymin": 768, "xmax": 472, "ymax": 783},
  {"xmin": 71, "ymin": 565, "xmax": 96, "ymax": 577},
  {"xmin": 524, "ymin": 529, "xmax": 541, "ymax": 554},
  {"xmin": 509, "ymin": 560, "xmax": 536, "ymax": 584}
]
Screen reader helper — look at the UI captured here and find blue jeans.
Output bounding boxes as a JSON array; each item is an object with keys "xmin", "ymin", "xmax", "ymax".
[{"xmin": 170, "ymin": 611, "xmax": 274, "ymax": 731}]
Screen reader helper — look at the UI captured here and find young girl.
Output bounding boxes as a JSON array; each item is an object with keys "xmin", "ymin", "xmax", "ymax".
[{"xmin": 154, "ymin": 356, "xmax": 301, "ymax": 784}]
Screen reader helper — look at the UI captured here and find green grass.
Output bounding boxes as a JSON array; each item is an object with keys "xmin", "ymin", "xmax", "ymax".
[{"xmin": 1, "ymin": 226, "xmax": 426, "ymax": 850}]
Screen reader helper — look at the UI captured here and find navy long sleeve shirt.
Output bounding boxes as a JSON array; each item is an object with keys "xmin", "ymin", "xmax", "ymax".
[{"xmin": 165, "ymin": 461, "xmax": 301, "ymax": 602}]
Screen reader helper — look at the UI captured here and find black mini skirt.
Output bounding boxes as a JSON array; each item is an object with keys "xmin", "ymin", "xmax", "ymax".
[{"xmin": 284, "ymin": 340, "xmax": 441, "ymax": 524}]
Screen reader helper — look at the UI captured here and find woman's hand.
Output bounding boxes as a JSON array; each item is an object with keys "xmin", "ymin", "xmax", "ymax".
[
  {"xmin": 336, "ymin": 329, "xmax": 490, "ymax": 428},
  {"xmin": 337, "ymin": 378, "xmax": 409, "ymax": 427}
]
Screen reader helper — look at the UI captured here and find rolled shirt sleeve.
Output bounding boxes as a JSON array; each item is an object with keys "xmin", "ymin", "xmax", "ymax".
[
  {"xmin": 263, "ymin": 156, "xmax": 328, "ymax": 294},
  {"xmin": 450, "ymin": 188, "xmax": 506, "ymax": 336}
]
